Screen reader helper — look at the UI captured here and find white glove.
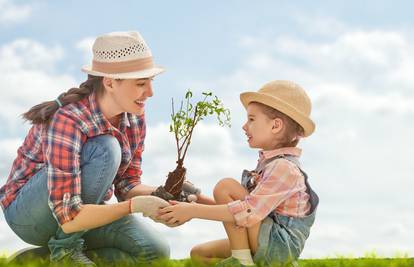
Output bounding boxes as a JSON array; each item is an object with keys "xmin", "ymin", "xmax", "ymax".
[
  {"xmin": 179, "ymin": 180, "xmax": 201, "ymax": 202},
  {"xmin": 182, "ymin": 180, "xmax": 201, "ymax": 195},
  {"xmin": 130, "ymin": 195, "xmax": 170, "ymax": 218}
]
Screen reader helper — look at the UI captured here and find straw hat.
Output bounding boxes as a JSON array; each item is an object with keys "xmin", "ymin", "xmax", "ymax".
[
  {"xmin": 81, "ymin": 31, "xmax": 165, "ymax": 79},
  {"xmin": 240, "ymin": 80, "xmax": 315, "ymax": 137}
]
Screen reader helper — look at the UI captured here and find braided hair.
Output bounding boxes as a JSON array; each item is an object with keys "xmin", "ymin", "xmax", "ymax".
[{"xmin": 22, "ymin": 75, "xmax": 104, "ymax": 124}]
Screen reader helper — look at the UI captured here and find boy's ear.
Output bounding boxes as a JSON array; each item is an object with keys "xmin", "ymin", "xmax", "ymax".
[
  {"xmin": 271, "ymin": 118, "xmax": 283, "ymax": 134},
  {"xmin": 102, "ymin": 77, "xmax": 115, "ymax": 93}
]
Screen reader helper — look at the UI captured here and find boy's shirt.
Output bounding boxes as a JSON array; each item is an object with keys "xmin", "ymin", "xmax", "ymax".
[{"xmin": 228, "ymin": 147, "xmax": 311, "ymax": 227}]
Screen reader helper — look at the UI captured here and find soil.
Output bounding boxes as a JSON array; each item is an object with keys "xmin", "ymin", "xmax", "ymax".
[{"xmin": 152, "ymin": 164, "xmax": 187, "ymax": 201}]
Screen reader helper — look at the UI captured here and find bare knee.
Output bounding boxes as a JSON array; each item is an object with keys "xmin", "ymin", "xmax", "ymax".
[
  {"xmin": 190, "ymin": 244, "xmax": 209, "ymax": 260},
  {"xmin": 213, "ymin": 178, "xmax": 238, "ymax": 203}
]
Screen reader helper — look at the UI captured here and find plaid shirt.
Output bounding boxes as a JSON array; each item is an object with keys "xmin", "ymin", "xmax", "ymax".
[
  {"xmin": 228, "ymin": 147, "xmax": 311, "ymax": 227},
  {"xmin": 0, "ymin": 91, "xmax": 145, "ymax": 225}
]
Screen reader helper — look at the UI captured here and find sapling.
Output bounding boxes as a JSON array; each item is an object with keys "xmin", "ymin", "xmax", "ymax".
[{"xmin": 152, "ymin": 90, "xmax": 231, "ymax": 201}]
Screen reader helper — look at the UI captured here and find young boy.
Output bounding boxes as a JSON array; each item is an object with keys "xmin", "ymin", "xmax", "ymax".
[{"xmin": 159, "ymin": 80, "xmax": 319, "ymax": 267}]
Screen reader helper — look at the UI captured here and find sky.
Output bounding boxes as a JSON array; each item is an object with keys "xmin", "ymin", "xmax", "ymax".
[{"xmin": 1, "ymin": 0, "xmax": 414, "ymax": 260}]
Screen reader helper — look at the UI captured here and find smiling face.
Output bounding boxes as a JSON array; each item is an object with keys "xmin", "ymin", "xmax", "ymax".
[
  {"xmin": 100, "ymin": 77, "xmax": 154, "ymax": 118},
  {"xmin": 242, "ymin": 102, "xmax": 284, "ymax": 150}
]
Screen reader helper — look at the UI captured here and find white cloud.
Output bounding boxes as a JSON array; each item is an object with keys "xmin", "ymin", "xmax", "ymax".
[
  {"xmin": 175, "ymin": 25, "xmax": 414, "ymax": 258},
  {"xmin": 1, "ymin": 17, "xmax": 414, "ymax": 259},
  {"xmin": 0, "ymin": 138, "xmax": 22, "ymax": 184},
  {"xmin": 293, "ymin": 15, "xmax": 348, "ymax": 37},
  {"xmin": 143, "ymin": 122, "xmax": 252, "ymax": 195},
  {"xmin": 0, "ymin": 0, "xmax": 32, "ymax": 25},
  {"xmin": 75, "ymin": 37, "xmax": 94, "ymax": 66},
  {"xmin": 0, "ymin": 39, "xmax": 76, "ymax": 134}
]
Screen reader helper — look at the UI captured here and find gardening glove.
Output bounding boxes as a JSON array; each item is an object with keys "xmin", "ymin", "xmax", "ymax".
[
  {"xmin": 130, "ymin": 195, "xmax": 170, "ymax": 219},
  {"xmin": 180, "ymin": 180, "xmax": 201, "ymax": 202}
]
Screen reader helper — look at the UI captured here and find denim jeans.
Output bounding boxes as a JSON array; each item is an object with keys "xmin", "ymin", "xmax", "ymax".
[{"xmin": 3, "ymin": 135, "xmax": 169, "ymax": 263}]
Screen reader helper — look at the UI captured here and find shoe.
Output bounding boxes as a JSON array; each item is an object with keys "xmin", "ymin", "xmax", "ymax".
[
  {"xmin": 52, "ymin": 248, "xmax": 97, "ymax": 267},
  {"xmin": 7, "ymin": 246, "xmax": 49, "ymax": 264},
  {"xmin": 215, "ymin": 256, "xmax": 255, "ymax": 267}
]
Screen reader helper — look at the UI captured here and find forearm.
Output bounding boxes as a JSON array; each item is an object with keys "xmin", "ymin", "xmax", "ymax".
[
  {"xmin": 192, "ymin": 203, "xmax": 235, "ymax": 222},
  {"xmin": 125, "ymin": 183, "xmax": 157, "ymax": 199},
  {"xmin": 61, "ymin": 201, "xmax": 130, "ymax": 234},
  {"xmin": 196, "ymin": 194, "xmax": 216, "ymax": 205}
]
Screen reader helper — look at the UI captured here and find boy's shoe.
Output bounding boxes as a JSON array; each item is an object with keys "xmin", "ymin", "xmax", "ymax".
[
  {"xmin": 215, "ymin": 256, "xmax": 255, "ymax": 267},
  {"xmin": 51, "ymin": 248, "xmax": 97, "ymax": 267}
]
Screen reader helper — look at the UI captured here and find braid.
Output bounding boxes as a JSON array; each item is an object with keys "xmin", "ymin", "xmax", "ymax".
[{"xmin": 22, "ymin": 75, "xmax": 103, "ymax": 124}]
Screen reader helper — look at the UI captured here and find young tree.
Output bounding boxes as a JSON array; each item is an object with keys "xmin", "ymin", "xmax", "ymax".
[{"xmin": 152, "ymin": 90, "xmax": 231, "ymax": 201}]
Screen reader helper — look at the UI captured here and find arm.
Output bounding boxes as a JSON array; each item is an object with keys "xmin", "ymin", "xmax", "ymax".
[
  {"xmin": 158, "ymin": 202, "xmax": 234, "ymax": 225},
  {"xmin": 62, "ymin": 194, "xmax": 171, "ymax": 233},
  {"xmin": 125, "ymin": 183, "xmax": 157, "ymax": 199},
  {"xmin": 61, "ymin": 201, "xmax": 129, "ymax": 234},
  {"xmin": 195, "ymin": 194, "xmax": 216, "ymax": 205},
  {"xmin": 45, "ymin": 111, "xmax": 85, "ymax": 226},
  {"xmin": 114, "ymin": 115, "xmax": 154, "ymax": 200},
  {"xmin": 160, "ymin": 160, "xmax": 302, "ymax": 227}
]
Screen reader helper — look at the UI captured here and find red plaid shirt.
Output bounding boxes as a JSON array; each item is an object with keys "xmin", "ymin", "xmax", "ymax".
[
  {"xmin": 228, "ymin": 147, "xmax": 311, "ymax": 227},
  {"xmin": 0, "ymin": 91, "xmax": 145, "ymax": 225}
]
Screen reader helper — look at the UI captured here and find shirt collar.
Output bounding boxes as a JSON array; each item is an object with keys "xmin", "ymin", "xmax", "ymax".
[
  {"xmin": 88, "ymin": 91, "xmax": 131, "ymax": 132},
  {"xmin": 259, "ymin": 147, "xmax": 302, "ymax": 161}
]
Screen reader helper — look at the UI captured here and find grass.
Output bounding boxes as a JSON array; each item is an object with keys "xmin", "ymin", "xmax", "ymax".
[{"xmin": 0, "ymin": 257, "xmax": 413, "ymax": 267}]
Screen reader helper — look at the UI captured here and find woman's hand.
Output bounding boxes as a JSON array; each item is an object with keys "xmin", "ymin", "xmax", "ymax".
[
  {"xmin": 130, "ymin": 195, "xmax": 170, "ymax": 218},
  {"xmin": 157, "ymin": 200, "xmax": 195, "ymax": 226}
]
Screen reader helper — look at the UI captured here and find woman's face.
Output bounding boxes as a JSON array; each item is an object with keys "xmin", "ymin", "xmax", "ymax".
[{"xmin": 105, "ymin": 78, "xmax": 154, "ymax": 116}]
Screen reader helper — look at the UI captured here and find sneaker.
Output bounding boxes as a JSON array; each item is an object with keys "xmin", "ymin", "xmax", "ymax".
[
  {"xmin": 55, "ymin": 248, "xmax": 97, "ymax": 267},
  {"xmin": 7, "ymin": 246, "xmax": 49, "ymax": 264},
  {"xmin": 215, "ymin": 256, "xmax": 255, "ymax": 267}
]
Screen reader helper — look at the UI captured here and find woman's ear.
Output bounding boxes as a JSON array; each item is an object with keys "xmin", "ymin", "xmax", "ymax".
[
  {"xmin": 102, "ymin": 77, "xmax": 115, "ymax": 93},
  {"xmin": 271, "ymin": 118, "xmax": 283, "ymax": 134}
]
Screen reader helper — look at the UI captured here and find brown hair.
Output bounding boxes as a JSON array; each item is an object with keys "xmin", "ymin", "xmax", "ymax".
[
  {"xmin": 22, "ymin": 75, "xmax": 104, "ymax": 124},
  {"xmin": 252, "ymin": 101, "xmax": 304, "ymax": 148}
]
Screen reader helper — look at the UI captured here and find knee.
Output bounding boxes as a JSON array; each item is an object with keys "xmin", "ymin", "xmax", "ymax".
[
  {"xmin": 129, "ymin": 231, "xmax": 170, "ymax": 261},
  {"xmin": 213, "ymin": 178, "xmax": 238, "ymax": 203},
  {"xmin": 136, "ymin": 239, "xmax": 170, "ymax": 261},
  {"xmin": 81, "ymin": 135, "xmax": 122, "ymax": 171},
  {"xmin": 190, "ymin": 244, "xmax": 208, "ymax": 260}
]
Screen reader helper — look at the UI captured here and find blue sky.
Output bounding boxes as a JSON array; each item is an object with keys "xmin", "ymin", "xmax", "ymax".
[{"xmin": 1, "ymin": 0, "xmax": 414, "ymax": 259}]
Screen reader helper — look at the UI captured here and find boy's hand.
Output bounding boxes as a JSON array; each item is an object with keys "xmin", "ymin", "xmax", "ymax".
[
  {"xmin": 130, "ymin": 195, "xmax": 170, "ymax": 218},
  {"xmin": 157, "ymin": 200, "xmax": 194, "ymax": 226}
]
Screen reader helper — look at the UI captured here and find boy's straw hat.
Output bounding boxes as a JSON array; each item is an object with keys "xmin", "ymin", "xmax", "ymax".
[
  {"xmin": 240, "ymin": 80, "xmax": 315, "ymax": 137},
  {"xmin": 81, "ymin": 31, "xmax": 164, "ymax": 79}
]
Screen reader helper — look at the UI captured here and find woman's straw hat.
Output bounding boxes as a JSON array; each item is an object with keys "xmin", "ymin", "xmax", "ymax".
[
  {"xmin": 240, "ymin": 80, "xmax": 315, "ymax": 137},
  {"xmin": 81, "ymin": 31, "xmax": 164, "ymax": 79}
]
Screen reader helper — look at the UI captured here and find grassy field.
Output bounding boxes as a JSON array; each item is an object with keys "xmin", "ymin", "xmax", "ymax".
[{"xmin": 0, "ymin": 257, "xmax": 413, "ymax": 267}]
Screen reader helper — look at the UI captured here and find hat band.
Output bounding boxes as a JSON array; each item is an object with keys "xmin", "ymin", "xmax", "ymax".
[{"xmin": 92, "ymin": 57, "xmax": 154, "ymax": 74}]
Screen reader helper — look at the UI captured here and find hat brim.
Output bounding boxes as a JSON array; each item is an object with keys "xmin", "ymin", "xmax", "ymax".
[
  {"xmin": 81, "ymin": 65, "xmax": 165, "ymax": 79},
  {"xmin": 240, "ymin": 91, "xmax": 315, "ymax": 137}
]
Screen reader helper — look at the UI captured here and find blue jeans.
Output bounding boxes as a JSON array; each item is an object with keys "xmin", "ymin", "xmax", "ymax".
[{"xmin": 3, "ymin": 135, "xmax": 169, "ymax": 263}]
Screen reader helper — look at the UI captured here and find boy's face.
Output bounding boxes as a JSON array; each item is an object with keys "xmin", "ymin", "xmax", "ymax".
[{"xmin": 242, "ymin": 102, "xmax": 276, "ymax": 150}]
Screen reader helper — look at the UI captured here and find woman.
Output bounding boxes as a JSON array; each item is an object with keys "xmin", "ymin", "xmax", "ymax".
[{"xmin": 0, "ymin": 31, "xmax": 175, "ymax": 266}]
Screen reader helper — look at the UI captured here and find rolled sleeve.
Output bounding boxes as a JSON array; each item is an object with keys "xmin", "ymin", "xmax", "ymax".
[
  {"xmin": 227, "ymin": 159, "xmax": 301, "ymax": 227},
  {"xmin": 114, "ymin": 126, "xmax": 145, "ymax": 200},
  {"xmin": 45, "ymin": 110, "xmax": 85, "ymax": 225}
]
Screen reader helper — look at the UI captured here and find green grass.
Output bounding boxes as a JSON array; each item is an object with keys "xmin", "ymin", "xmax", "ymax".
[{"xmin": 0, "ymin": 257, "xmax": 413, "ymax": 267}]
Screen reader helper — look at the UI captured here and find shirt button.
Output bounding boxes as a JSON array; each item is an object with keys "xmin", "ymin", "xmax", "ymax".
[{"xmin": 247, "ymin": 209, "xmax": 251, "ymax": 213}]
